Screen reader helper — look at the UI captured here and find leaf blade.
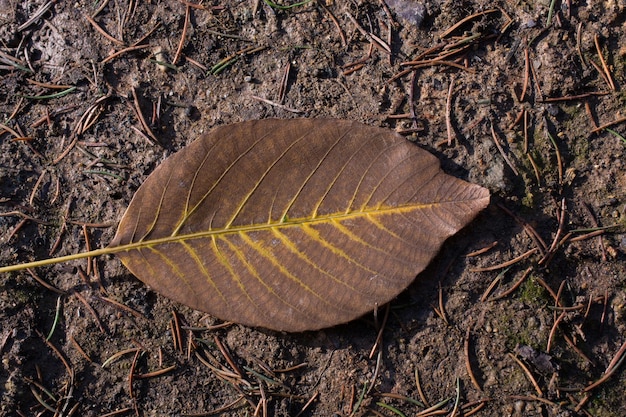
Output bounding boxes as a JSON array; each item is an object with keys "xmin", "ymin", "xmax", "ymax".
[{"xmin": 111, "ymin": 119, "xmax": 489, "ymax": 331}]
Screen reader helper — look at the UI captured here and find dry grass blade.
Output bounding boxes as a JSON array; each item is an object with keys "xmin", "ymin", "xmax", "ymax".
[
  {"xmin": 465, "ymin": 241, "xmax": 498, "ymax": 257},
  {"xmin": 346, "ymin": 12, "xmax": 391, "ymax": 54},
  {"xmin": 439, "ymin": 9, "xmax": 499, "ymax": 37},
  {"xmin": 102, "ymin": 347, "xmax": 141, "ymax": 368},
  {"xmin": 0, "ymin": 122, "xmax": 25, "ymax": 140},
  {"xmin": 491, "ymin": 267, "xmax": 533, "ymax": 301},
  {"xmin": 433, "ymin": 282, "xmax": 449, "ymax": 324},
  {"xmin": 99, "ymin": 296, "xmax": 146, "ymax": 319},
  {"xmin": 593, "ymin": 34, "xmax": 616, "ymax": 91},
  {"xmin": 591, "ymin": 115, "xmax": 626, "ymax": 133},
  {"xmin": 172, "ymin": 310, "xmax": 184, "ymax": 354},
  {"xmin": 69, "ymin": 333, "xmax": 93, "ymax": 362},
  {"xmin": 490, "ymin": 122, "xmax": 519, "ymax": 176},
  {"xmin": 480, "ymin": 267, "xmax": 509, "ymax": 302},
  {"xmin": 294, "ymin": 391, "xmax": 319, "ymax": 416},
  {"xmin": 507, "ymin": 394, "xmax": 558, "ymax": 407},
  {"xmin": 26, "ymin": 268, "xmax": 65, "ymax": 295},
  {"xmin": 135, "ymin": 365, "xmax": 176, "ymax": 379},
  {"xmin": 0, "ymin": 50, "xmax": 30, "ymax": 71},
  {"xmin": 414, "ymin": 368, "xmax": 429, "ymax": 407},
  {"xmin": 445, "ymin": 77, "xmax": 455, "ymax": 146},
  {"xmin": 546, "ymin": 311, "xmax": 567, "ymax": 353},
  {"xmin": 369, "ymin": 304, "xmax": 390, "ymax": 359},
  {"xmin": 414, "ymin": 397, "xmax": 450, "ymax": 416},
  {"xmin": 186, "ymin": 395, "xmax": 246, "ymax": 416},
  {"xmin": 465, "ymin": 325, "xmax": 482, "ymax": 391},
  {"xmin": 214, "ymin": 335, "xmax": 244, "ymax": 378},
  {"xmin": 497, "ymin": 204, "xmax": 547, "ymax": 254},
  {"xmin": 98, "ymin": 407, "xmax": 134, "ymax": 417},
  {"xmin": 101, "ymin": 44, "xmax": 151, "ymax": 64},
  {"xmin": 251, "ymin": 95, "xmax": 303, "ymax": 114},
  {"xmin": 130, "ymin": 87, "xmax": 159, "ymax": 144},
  {"xmin": 318, "ymin": 0, "xmax": 345, "ymax": 46},
  {"xmin": 18, "ymin": 0, "xmax": 55, "ymax": 31},
  {"xmin": 209, "ymin": 45, "xmax": 266, "ymax": 74},
  {"xmin": 277, "ymin": 61, "xmax": 291, "ymax": 105},
  {"xmin": 37, "ymin": 332, "xmax": 74, "ymax": 383},
  {"xmin": 471, "ymin": 248, "xmax": 538, "ymax": 272},
  {"xmin": 584, "ymin": 339, "xmax": 626, "ymax": 392},
  {"xmin": 545, "ymin": 128, "xmax": 563, "ymax": 185},
  {"xmin": 520, "ymin": 41, "xmax": 530, "ymax": 101},
  {"xmin": 73, "ymin": 292, "xmax": 106, "ymax": 333},
  {"xmin": 85, "ymin": 14, "xmax": 125, "ymax": 45},
  {"xmin": 508, "ymin": 353, "xmax": 543, "ymax": 397},
  {"xmin": 173, "ymin": 5, "xmax": 191, "ymax": 64}
]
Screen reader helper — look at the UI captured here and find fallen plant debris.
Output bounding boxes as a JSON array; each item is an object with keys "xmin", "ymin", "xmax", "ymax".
[
  {"xmin": 0, "ymin": 118, "xmax": 490, "ymax": 332},
  {"xmin": 1, "ymin": 0, "xmax": 625, "ymax": 415}
]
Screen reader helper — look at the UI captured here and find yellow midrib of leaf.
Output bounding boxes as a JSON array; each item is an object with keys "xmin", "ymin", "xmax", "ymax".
[{"xmin": 0, "ymin": 202, "xmax": 442, "ymax": 273}]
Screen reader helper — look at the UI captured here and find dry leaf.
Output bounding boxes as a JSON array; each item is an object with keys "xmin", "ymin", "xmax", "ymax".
[{"xmin": 110, "ymin": 119, "xmax": 490, "ymax": 331}]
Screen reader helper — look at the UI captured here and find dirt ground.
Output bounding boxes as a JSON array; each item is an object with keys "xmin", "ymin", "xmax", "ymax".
[{"xmin": 1, "ymin": 0, "xmax": 626, "ymax": 416}]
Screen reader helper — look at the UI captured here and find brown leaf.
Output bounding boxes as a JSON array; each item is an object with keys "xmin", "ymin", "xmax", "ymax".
[{"xmin": 110, "ymin": 119, "xmax": 489, "ymax": 331}]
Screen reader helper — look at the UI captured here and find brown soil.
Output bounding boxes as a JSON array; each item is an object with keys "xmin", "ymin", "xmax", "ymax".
[{"xmin": 1, "ymin": 0, "xmax": 625, "ymax": 416}]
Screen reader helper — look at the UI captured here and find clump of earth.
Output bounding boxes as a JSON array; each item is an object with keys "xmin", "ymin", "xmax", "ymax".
[{"xmin": 1, "ymin": 0, "xmax": 625, "ymax": 416}]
